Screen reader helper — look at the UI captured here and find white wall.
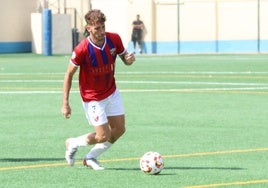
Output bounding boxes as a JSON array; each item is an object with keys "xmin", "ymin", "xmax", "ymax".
[
  {"xmin": 180, "ymin": 1, "xmax": 216, "ymax": 41},
  {"xmin": 1, "ymin": 0, "xmax": 268, "ymax": 53},
  {"xmin": 91, "ymin": 0, "xmax": 129, "ymax": 47},
  {"xmin": 31, "ymin": 13, "xmax": 43, "ymax": 54},
  {"xmin": 260, "ymin": 0, "xmax": 268, "ymax": 39},
  {"xmin": 52, "ymin": 14, "xmax": 72, "ymax": 54},
  {"xmin": 0, "ymin": 0, "xmax": 36, "ymax": 41},
  {"xmin": 31, "ymin": 13, "xmax": 72, "ymax": 54},
  {"xmin": 218, "ymin": 1, "xmax": 258, "ymax": 40}
]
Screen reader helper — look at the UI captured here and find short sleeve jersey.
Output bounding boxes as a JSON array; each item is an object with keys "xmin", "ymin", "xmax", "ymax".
[{"xmin": 70, "ymin": 32, "xmax": 126, "ymax": 102}]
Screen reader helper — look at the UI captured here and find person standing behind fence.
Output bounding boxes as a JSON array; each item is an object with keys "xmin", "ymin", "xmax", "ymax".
[{"xmin": 131, "ymin": 14, "xmax": 144, "ymax": 54}]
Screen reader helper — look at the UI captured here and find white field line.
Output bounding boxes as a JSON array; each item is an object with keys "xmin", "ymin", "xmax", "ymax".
[
  {"xmin": 1, "ymin": 87, "xmax": 268, "ymax": 94},
  {"xmin": 1, "ymin": 80, "xmax": 268, "ymax": 87},
  {"xmin": 1, "ymin": 70, "xmax": 268, "ymax": 94},
  {"xmin": 118, "ymin": 80, "xmax": 268, "ymax": 86},
  {"xmin": 1, "ymin": 79, "xmax": 268, "ymax": 94},
  {"xmin": 0, "ymin": 91, "xmax": 73, "ymax": 94},
  {"xmin": 1, "ymin": 71, "xmax": 268, "ymax": 75},
  {"xmin": 0, "ymin": 80, "xmax": 65, "ymax": 83},
  {"xmin": 116, "ymin": 71, "xmax": 268, "ymax": 75},
  {"xmin": 120, "ymin": 87, "xmax": 268, "ymax": 92}
]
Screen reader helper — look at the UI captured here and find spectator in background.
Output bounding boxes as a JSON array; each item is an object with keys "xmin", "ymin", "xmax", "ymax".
[{"xmin": 131, "ymin": 14, "xmax": 144, "ymax": 54}]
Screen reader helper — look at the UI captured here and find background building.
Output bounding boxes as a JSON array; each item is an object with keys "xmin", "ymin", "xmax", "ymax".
[{"xmin": 0, "ymin": 0, "xmax": 268, "ymax": 54}]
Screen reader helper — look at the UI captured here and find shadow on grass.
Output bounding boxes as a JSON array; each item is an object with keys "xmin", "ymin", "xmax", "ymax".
[
  {"xmin": 107, "ymin": 166, "xmax": 245, "ymax": 171},
  {"xmin": 167, "ymin": 166, "xmax": 245, "ymax": 170},
  {"xmin": 0, "ymin": 159, "xmax": 245, "ymax": 172}
]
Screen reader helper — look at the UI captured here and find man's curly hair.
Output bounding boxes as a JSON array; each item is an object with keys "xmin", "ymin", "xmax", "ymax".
[
  {"xmin": 84, "ymin": 9, "xmax": 106, "ymax": 37},
  {"xmin": 85, "ymin": 9, "xmax": 106, "ymax": 25}
]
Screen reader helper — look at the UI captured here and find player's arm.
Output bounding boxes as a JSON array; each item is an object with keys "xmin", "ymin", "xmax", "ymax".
[
  {"xmin": 120, "ymin": 51, "xmax": 135, "ymax": 66},
  {"xmin": 61, "ymin": 63, "xmax": 78, "ymax": 119}
]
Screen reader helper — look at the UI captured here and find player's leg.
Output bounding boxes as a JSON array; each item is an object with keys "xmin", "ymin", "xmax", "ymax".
[
  {"xmin": 65, "ymin": 134, "xmax": 88, "ymax": 166},
  {"xmin": 66, "ymin": 123, "xmax": 112, "ymax": 168},
  {"xmin": 83, "ymin": 123, "xmax": 112, "ymax": 170},
  {"xmin": 88, "ymin": 122, "xmax": 111, "ymax": 144},
  {"xmin": 108, "ymin": 114, "xmax": 125, "ymax": 143},
  {"xmin": 65, "ymin": 131, "xmax": 99, "ymax": 166},
  {"xmin": 67, "ymin": 124, "xmax": 111, "ymax": 169},
  {"xmin": 84, "ymin": 115, "xmax": 125, "ymax": 160},
  {"xmin": 65, "ymin": 99, "xmax": 110, "ymax": 166},
  {"xmin": 83, "ymin": 116, "xmax": 125, "ymax": 170},
  {"xmin": 106, "ymin": 89, "xmax": 126, "ymax": 143},
  {"xmin": 84, "ymin": 89, "xmax": 125, "ymax": 169},
  {"xmin": 82, "ymin": 99, "xmax": 113, "ymax": 170}
]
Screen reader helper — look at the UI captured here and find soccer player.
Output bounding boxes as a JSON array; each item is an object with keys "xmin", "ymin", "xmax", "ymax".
[{"xmin": 61, "ymin": 9, "xmax": 135, "ymax": 170}]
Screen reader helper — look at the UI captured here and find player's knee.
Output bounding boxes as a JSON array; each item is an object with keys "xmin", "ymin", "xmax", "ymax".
[{"xmin": 95, "ymin": 133, "xmax": 111, "ymax": 143}]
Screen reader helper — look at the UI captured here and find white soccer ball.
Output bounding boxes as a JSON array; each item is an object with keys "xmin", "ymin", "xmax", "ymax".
[{"xmin": 140, "ymin": 151, "xmax": 164, "ymax": 175}]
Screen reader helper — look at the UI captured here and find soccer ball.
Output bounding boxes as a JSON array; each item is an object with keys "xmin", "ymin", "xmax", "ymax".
[{"xmin": 140, "ymin": 151, "xmax": 164, "ymax": 175}]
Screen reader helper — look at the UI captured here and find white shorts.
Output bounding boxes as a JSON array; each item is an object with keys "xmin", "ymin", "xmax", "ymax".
[{"xmin": 82, "ymin": 89, "xmax": 124, "ymax": 126}]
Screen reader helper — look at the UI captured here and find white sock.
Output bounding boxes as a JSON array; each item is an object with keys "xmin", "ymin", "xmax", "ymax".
[
  {"xmin": 69, "ymin": 134, "xmax": 89, "ymax": 148},
  {"xmin": 86, "ymin": 141, "xmax": 112, "ymax": 159}
]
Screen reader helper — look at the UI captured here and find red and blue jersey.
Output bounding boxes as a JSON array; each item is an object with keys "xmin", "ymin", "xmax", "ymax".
[{"xmin": 70, "ymin": 32, "xmax": 126, "ymax": 102}]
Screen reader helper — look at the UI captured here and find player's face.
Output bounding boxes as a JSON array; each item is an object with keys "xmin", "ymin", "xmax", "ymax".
[{"xmin": 87, "ymin": 22, "xmax": 105, "ymax": 44}]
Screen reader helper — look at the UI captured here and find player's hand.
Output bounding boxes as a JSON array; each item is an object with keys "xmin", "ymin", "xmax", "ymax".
[
  {"xmin": 61, "ymin": 104, "xmax": 71, "ymax": 119},
  {"xmin": 124, "ymin": 52, "xmax": 135, "ymax": 65}
]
